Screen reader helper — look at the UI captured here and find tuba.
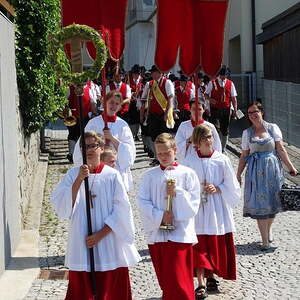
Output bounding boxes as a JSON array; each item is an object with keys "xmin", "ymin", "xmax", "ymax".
[{"xmin": 57, "ymin": 105, "xmax": 77, "ymax": 127}]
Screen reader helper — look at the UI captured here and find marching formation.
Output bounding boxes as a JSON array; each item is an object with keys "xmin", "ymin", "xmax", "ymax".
[{"xmin": 52, "ymin": 64, "xmax": 298, "ymax": 300}]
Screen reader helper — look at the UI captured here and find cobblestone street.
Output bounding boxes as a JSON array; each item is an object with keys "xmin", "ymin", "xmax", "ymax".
[{"xmin": 24, "ymin": 140, "xmax": 300, "ymax": 300}]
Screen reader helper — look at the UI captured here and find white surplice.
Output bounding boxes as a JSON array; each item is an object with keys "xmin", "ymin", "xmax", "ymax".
[
  {"xmin": 138, "ymin": 164, "xmax": 201, "ymax": 244},
  {"xmin": 183, "ymin": 151, "xmax": 241, "ymax": 235},
  {"xmin": 73, "ymin": 115, "xmax": 136, "ymax": 191},
  {"xmin": 175, "ymin": 120, "xmax": 222, "ymax": 162},
  {"xmin": 51, "ymin": 165, "xmax": 141, "ymax": 271}
]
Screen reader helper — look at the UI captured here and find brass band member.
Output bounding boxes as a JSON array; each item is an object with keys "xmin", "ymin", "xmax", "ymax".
[{"xmin": 140, "ymin": 65, "xmax": 175, "ymax": 166}]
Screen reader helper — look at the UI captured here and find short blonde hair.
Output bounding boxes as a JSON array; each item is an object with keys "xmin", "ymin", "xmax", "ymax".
[
  {"xmin": 80, "ymin": 131, "xmax": 105, "ymax": 148},
  {"xmin": 154, "ymin": 133, "xmax": 176, "ymax": 148},
  {"xmin": 105, "ymin": 90, "xmax": 123, "ymax": 103},
  {"xmin": 100, "ymin": 147, "xmax": 117, "ymax": 161},
  {"xmin": 192, "ymin": 125, "xmax": 212, "ymax": 145}
]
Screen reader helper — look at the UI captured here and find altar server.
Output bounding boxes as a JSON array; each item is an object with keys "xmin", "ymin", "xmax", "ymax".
[
  {"xmin": 73, "ymin": 91, "xmax": 136, "ymax": 191},
  {"xmin": 183, "ymin": 125, "xmax": 240, "ymax": 299},
  {"xmin": 175, "ymin": 100, "xmax": 221, "ymax": 163},
  {"xmin": 51, "ymin": 131, "xmax": 140, "ymax": 300},
  {"xmin": 138, "ymin": 133, "xmax": 201, "ymax": 300}
]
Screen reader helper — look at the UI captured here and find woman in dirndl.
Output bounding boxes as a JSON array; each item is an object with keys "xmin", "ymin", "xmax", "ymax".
[{"xmin": 237, "ymin": 101, "xmax": 297, "ymax": 251}]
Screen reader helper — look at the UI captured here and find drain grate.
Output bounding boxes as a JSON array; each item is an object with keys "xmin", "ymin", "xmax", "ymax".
[{"xmin": 38, "ymin": 269, "xmax": 68, "ymax": 280}]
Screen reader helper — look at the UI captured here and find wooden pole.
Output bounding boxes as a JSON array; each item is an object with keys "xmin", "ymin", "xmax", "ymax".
[
  {"xmin": 193, "ymin": 73, "xmax": 200, "ymax": 125},
  {"xmin": 71, "ymin": 38, "xmax": 97, "ymax": 299}
]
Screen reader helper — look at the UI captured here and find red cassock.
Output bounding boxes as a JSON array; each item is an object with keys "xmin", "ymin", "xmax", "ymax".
[
  {"xmin": 65, "ymin": 268, "xmax": 132, "ymax": 300},
  {"xmin": 148, "ymin": 241, "xmax": 195, "ymax": 300},
  {"xmin": 109, "ymin": 82, "xmax": 129, "ymax": 115},
  {"xmin": 210, "ymin": 79, "xmax": 233, "ymax": 109},
  {"xmin": 175, "ymin": 81, "xmax": 193, "ymax": 111},
  {"xmin": 193, "ymin": 233, "xmax": 236, "ymax": 280},
  {"xmin": 149, "ymin": 78, "xmax": 168, "ymax": 115},
  {"xmin": 155, "ymin": 0, "xmax": 229, "ymax": 76}
]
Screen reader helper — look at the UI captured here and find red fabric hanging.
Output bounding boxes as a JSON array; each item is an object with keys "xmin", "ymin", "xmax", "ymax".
[
  {"xmin": 61, "ymin": 0, "xmax": 128, "ymax": 60},
  {"xmin": 155, "ymin": 0, "xmax": 228, "ymax": 77}
]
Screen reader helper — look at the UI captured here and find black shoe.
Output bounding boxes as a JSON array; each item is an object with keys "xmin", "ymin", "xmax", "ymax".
[
  {"xmin": 149, "ymin": 159, "xmax": 159, "ymax": 166},
  {"xmin": 66, "ymin": 154, "xmax": 73, "ymax": 163},
  {"xmin": 206, "ymin": 277, "xmax": 220, "ymax": 292},
  {"xmin": 195, "ymin": 286, "xmax": 208, "ymax": 299}
]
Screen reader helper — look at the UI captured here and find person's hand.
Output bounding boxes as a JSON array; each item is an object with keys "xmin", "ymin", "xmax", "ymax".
[
  {"xmin": 162, "ymin": 211, "xmax": 173, "ymax": 225},
  {"xmin": 78, "ymin": 165, "xmax": 89, "ymax": 181},
  {"xmin": 103, "ymin": 129, "xmax": 113, "ymax": 141},
  {"xmin": 204, "ymin": 184, "xmax": 220, "ymax": 194},
  {"xmin": 232, "ymin": 110, "xmax": 237, "ymax": 120},
  {"xmin": 86, "ymin": 231, "xmax": 102, "ymax": 248},
  {"xmin": 289, "ymin": 167, "xmax": 298, "ymax": 176},
  {"xmin": 166, "ymin": 180, "xmax": 176, "ymax": 198},
  {"xmin": 186, "ymin": 136, "xmax": 192, "ymax": 145}
]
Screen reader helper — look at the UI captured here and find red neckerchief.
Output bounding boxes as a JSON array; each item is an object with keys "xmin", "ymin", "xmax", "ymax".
[
  {"xmin": 196, "ymin": 150, "xmax": 214, "ymax": 158},
  {"xmin": 91, "ymin": 163, "xmax": 105, "ymax": 174},
  {"xmin": 191, "ymin": 119, "xmax": 205, "ymax": 127},
  {"xmin": 106, "ymin": 115, "xmax": 117, "ymax": 123},
  {"xmin": 160, "ymin": 161, "xmax": 178, "ymax": 170}
]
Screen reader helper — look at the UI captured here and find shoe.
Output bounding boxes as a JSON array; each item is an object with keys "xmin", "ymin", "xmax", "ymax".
[
  {"xmin": 261, "ymin": 243, "xmax": 270, "ymax": 251},
  {"xmin": 269, "ymin": 230, "xmax": 273, "ymax": 243},
  {"xmin": 206, "ymin": 277, "xmax": 220, "ymax": 292},
  {"xmin": 66, "ymin": 154, "xmax": 73, "ymax": 163},
  {"xmin": 149, "ymin": 159, "xmax": 159, "ymax": 166},
  {"xmin": 195, "ymin": 286, "xmax": 208, "ymax": 299}
]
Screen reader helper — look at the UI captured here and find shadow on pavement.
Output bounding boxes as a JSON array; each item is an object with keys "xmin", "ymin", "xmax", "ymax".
[{"xmin": 236, "ymin": 242, "xmax": 277, "ymax": 255}]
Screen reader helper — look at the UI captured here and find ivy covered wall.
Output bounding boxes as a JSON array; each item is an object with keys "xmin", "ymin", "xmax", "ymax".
[{"xmin": 13, "ymin": 0, "xmax": 67, "ymax": 135}]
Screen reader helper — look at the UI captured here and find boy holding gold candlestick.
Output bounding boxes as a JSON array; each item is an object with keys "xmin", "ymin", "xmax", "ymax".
[{"xmin": 138, "ymin": 133, "xmax": 201, "ymax": 300}]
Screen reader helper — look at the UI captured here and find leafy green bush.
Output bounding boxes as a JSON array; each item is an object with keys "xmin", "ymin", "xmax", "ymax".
[{"xmin": 14, "ymin": 0, "xmax": 67, "ymax": 135}]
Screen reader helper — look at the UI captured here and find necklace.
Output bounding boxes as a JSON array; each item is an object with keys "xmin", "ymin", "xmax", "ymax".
[
  {"xmin": 89, "ymin": 163, "xmax": 104, "ymax": 209},
  {"xmin": 198, "ymin": 151, "xmax": 212, "ymax": 203}
]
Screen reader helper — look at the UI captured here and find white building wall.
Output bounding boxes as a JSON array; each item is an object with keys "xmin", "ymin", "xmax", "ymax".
[{"xmin": 0, "ymin": 12, "xmax": 21, "ymax": 274}]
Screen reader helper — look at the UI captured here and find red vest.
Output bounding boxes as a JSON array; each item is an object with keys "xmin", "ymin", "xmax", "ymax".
[
  {"xmin": 210, "ymin": 79, "xmax": 232, "ymax": 109},
  {"xmin": 68, "ymin": 83, "xmax": 91, "ymax": 118},
  {"xmin": 149, "ymin": 77, "xmax": 169, "ymax": 115},
  {"xmin": 129, "ymin": 77, "xmax": 143, "ymax": 98},
  {"xmin": 109, "ymin": 82, "xmax": 129, "ymax": 115},
  {"xmin": 175, "ymin": 81, "xmax": 193, "ymax": 111}
]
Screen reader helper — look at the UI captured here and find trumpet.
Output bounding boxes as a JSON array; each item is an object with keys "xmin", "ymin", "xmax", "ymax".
[
  {"xmin": 57, "ymin": 105, "xmax": 77, "ymax": 127},
  {"xmin": 142, "ymin": 87, "xmax": 152, "ymax": 126}
]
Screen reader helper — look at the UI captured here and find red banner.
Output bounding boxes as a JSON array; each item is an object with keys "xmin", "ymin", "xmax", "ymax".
[
  {"xmin": 61, "ymin": 0, "xmax": 128, "ymax": 60},
  {"xmin": 155, "ymin": 0, "xmax": 228, "ymax": 76}
]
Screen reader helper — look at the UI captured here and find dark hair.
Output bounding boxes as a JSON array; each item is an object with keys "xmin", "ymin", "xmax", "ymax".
[
  {"xmin": 246, "ymin": 100, "xmax": 265, "ymax": 125},
  {"xmin": 189, "ymin": 98, "xmax": 204, "ymax": 109}
]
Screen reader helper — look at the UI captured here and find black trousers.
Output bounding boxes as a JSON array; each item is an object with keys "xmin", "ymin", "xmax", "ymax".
[
  {"xmin": 67, "ymin": 117, "xmax": 90, "ymax": 141},
  {"xmin": 209, "ymin": 107, "xmax": 232, "ymax": 136},
  {"xmin": 148, "ymin": 113, "xmax": 170, "ymax": 142}
]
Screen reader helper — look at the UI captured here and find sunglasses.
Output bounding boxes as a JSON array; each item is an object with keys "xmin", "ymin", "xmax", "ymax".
[
  {"xmin": 247, "ymin": 110, "xmax": 260, "ymax": 115},
  {"xmin": 200, "ymin": 135, "xmax": 213, "ymax": 141},
  {"xmin": 86, "ymin": 143, "xmax": 101, "ymax": 150}
]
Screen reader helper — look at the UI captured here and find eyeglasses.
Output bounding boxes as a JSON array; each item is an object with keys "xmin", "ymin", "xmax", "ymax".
[
  {"xmin": 200, "ymin": 135, "xmax": 213, "ymax": 141},
  {"xmin": 247, "ymin": 110, "xmax": 260, "ymax": 115},
  {"xmin": 86, "ymin": 143, "xmax": 101, "ymax": 150}
]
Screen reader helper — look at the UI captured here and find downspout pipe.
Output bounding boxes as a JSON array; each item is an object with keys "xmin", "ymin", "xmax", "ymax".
[{"xmin": 251, "ymin": 0, "xmax": 257, "ymax": 72}]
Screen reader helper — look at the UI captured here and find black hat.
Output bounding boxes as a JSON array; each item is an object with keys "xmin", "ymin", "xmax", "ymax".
[
  {"xmin": 218, "ymin": 66, "xmax": 231, "ymax": 76},
  {"xmin": 179, "ymin": 74, "xmax": 189, "ymax": 81},
  {"xmin": 197, "ymin": 72, "xmax": 204, "ymax": 79},
  {"xmin": 131, "ymin": 64, "xmax": 141, "ymax": 74},
  {"xmin": 168, "ymin": 74, "xmax": 178, "ymax": 82},
  {"xmin": 149, "ymin": 65, "xmax": 161, "ymax": 73}
]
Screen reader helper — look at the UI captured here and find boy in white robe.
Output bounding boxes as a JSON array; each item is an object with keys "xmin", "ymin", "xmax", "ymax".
[
  {"xmin": 175, "ymin": 100, "xmax": 221, "ymax": 162},
  {"xmin": 73, "ymin": 91, "xmax": 136, "ymax": 191},
  {"xmin": 138, "ymin": 133, "xmax": 201, "ymax": 300},
  {"xmin": 51, "ymin": 131, "xmax": 140, "ymax": 300},
  {"xmin": 183, "ymin": 125, "xmax": 240, "ymax": 299}
]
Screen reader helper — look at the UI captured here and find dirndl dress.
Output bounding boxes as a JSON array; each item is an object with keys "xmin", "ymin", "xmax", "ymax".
[{"xmin": 243, "ymin": 123, "xmax": 283, "ymax": 219}]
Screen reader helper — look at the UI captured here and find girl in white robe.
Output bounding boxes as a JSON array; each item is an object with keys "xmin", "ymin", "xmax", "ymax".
[
  {"xmin": 175, "ymin": 100, "xmax": 221, "ymax": 163},
  {"xmin": 73, "ymin": 91, "xmax": 136, "ymax": 191},
  {"xmin": 183, "ymin": 125, "xmax": 240, "ymax": 300},
  {"xmin": 51, "ymin": 131, "xmax": 140, "ymax": 300},
  {"xmin": 138, "ymin": 133, "xmax": 201, "ymax": 300}
]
